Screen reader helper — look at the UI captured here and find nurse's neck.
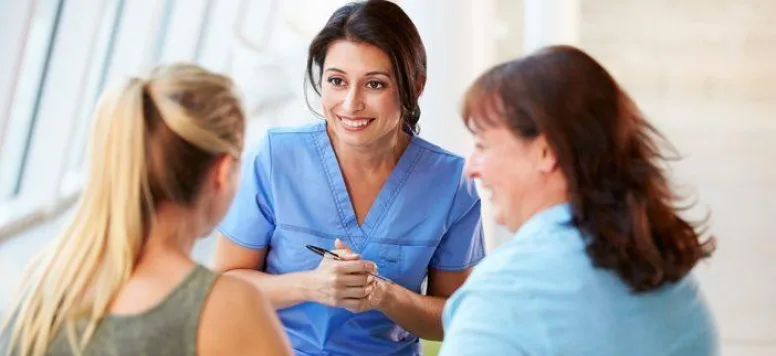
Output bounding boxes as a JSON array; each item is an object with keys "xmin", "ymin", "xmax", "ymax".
[{"xmin": 329, "ymin": 127, "xmax": 410, "ymax": 174}]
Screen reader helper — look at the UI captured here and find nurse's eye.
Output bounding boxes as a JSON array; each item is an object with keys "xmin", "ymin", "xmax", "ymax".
[
  {"xmin": 327, "ymin": 77, "xmax": 346, "ymax": 87},
  {"xmin": 365, "ymin": 80, "xmax": 385, "ymax": 90}
]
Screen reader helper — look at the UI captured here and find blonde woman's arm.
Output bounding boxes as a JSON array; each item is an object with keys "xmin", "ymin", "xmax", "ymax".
[{"xmin": 198, "ymin": 275, "xmax": 292, "ymax": 356}]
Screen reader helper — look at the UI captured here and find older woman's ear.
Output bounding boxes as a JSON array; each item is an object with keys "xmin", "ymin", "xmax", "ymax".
[{"xmin": 534, "ymin": 136, "xmax": 557, "ymax": 174}]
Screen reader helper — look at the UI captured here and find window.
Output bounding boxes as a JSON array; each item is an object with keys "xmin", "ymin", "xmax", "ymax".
[
  {"xmin": 153, "ymin": 0, "xmax": 176, "ymax": 61},
  {"xmin": 0, "ymin": 0, "xmax": 173, "ymax": 235},
  {"xmin": 0, "ymin": 0, "xmax": 64, "ymax": 202},
  {"xmin": 158, "ymin": 0, "xmax": 212, "ymax": 63},
  {"xmin": 61, "ymin": 0, "xmax": 125, "ymax": 193},
  {"xmin": 195, "ymin": 0, "xmax": 240, "ymax": 73}
]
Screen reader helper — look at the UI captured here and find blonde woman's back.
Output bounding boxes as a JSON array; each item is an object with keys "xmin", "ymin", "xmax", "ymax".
[
  {"xmin": 47, "ymin": 265, "xmax": 215, "ymax": 356},
  {"xmin": 44, "ymin": 265, "xmax": 289, "ymax": 356}
]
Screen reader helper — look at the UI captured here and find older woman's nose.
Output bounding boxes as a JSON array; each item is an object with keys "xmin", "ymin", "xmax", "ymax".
[{"xmin": 464, "ymin": 155, "xmax": 480, "ymax": 180}]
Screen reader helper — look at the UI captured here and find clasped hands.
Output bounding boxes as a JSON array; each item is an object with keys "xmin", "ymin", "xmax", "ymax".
[{"xmin": 306, "ymin": 239, "xmax": 389, "ymax": 313}]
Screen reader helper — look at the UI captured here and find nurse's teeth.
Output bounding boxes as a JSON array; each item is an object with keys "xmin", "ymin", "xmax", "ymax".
[{"xmin": 341, "ymin": 117, "xmax": 370, "ymax": 128}]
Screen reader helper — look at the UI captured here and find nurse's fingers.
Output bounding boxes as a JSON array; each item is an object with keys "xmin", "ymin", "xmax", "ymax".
[
  {"xmin": 338, "ymin": 298, "xmax": 366, "ymax": 312},
  {"xmin": 335, "ymin": 238, "xmax": 352, "ymax": 253},
  {"xmin": 335, "ymin": 273, "xmax": 370, "ymax": 287},
  {"xmin": 333, "ymin": 286, "xmax": 372, "ymax": 299},
  {"xmin": 337, "ymin": 287, "xmax": 375, "ymax": 312},
  {"xmin": 335, "ymin": 260, "xmax": 377, "ymax": 274},
  {"xmin": 332, "ymin": 249, "xmax": 360, "ymax": 261},
  {"xmin": 334, "ymin": 239, "xmax": 361, "ymax": 260}
]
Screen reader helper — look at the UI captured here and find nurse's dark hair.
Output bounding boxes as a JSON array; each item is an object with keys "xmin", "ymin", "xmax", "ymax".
[
  {"xmin": 305, "ymin": 0, "xmax": 426, "ymax": 135},
  {"xmin": 462, "ymin": 45, "xmax": 716, "ymax": 293}
]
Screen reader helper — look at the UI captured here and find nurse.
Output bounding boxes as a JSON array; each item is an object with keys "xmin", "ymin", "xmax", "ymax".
[{"xmin": 214, "ymin": 1, "xmax": 484, "ymax": 355}]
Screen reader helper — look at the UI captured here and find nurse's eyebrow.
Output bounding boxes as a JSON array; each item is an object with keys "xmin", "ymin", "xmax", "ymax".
[
  {"xmin": 324, "ymin": 67, "xmax": 346, "ymax": 75},
  {"xmin": 365, "ymin": 71, "xmax": 391, "ymax": 78},
  {"xmin": 324, "ymin": 67, "xmax": 392, "ymax": 78}
]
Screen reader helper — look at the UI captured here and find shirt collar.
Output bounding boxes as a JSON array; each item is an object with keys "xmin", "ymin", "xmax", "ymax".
[{"xmin": 513, "ymin": 202, "xmax": 573, "ymax": 240}]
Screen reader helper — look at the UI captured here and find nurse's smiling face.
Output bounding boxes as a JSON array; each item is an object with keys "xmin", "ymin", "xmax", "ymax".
[{"xmin": 321, "ymin": 40, "xmax": 404, "ymax": 147}]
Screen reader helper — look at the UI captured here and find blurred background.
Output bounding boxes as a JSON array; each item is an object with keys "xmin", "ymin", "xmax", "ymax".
[{"xmin": 0, "ymin": 0, "xmax": 773, "ymax": 355}]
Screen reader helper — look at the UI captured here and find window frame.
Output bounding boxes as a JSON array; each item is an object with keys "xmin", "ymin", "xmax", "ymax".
[{"xmin": 0, "ymin": 0, "xmax": 171, "ymax": 240}]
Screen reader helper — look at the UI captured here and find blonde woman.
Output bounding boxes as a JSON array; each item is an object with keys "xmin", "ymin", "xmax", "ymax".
[{"xmin": 0, "ymin": 64, "xmax": 292, "ymax": 356}]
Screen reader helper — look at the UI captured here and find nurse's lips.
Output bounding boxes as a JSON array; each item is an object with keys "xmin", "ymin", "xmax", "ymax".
[{"xmin": 338, "ymin": 115, "xmax": 374, "ymax": 132}]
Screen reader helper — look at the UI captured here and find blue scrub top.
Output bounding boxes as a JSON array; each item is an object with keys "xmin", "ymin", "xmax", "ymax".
[
  {"xmin": 218, "ymin": 121, "xmax": 485, "ymax": 356},
  {"xmin": 440, "ymin": 203, "xmax": 719, "ymax": 356}
]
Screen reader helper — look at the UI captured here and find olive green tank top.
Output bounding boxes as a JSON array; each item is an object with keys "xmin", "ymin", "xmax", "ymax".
[{"xmin": 46, "ymin": 265, "xmax": 218, "ymax": 356}]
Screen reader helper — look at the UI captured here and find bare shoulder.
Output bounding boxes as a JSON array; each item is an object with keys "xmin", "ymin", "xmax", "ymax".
[
  {"xmin": 208, "ymin": 274, "xmax": 262, "ymax": 308},
  {"xmin": 198, "ymin": 275, "xmax": 292, "ymax": 356}
]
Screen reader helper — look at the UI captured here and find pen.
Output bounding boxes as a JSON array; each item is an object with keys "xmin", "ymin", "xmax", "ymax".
[{"xmin": 305, "ymin": 244, "xmax": 393, "ymax": 283}]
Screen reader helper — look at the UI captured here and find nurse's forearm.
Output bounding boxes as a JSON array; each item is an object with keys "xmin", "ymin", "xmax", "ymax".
[
  {"xmin": 224, "ymin": 269, "xmax": 315, "ymax": 310},
  {"xmin": 376, "ymin": 282, "xmax": 446, "ymax": 341}
]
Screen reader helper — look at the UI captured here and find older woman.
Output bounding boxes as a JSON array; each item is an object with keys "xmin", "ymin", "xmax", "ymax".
[{"xmin": 439, "ymin": 45, "xmax": 719, "ymax": 356}]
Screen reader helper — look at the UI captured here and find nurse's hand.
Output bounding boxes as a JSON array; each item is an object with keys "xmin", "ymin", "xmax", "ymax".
[{"xmin": 308, "ymin": 239, "xmax": 378, "ymax": 311}]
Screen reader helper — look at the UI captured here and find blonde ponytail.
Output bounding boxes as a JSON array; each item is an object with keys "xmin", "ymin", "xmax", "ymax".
[
  {"xmin": 1, "ymin": 78, "xmax": 152, "ymax": 356},
  {"xmin": 1, "ymin": 64, "xmax": 244, "ymax": 356}
]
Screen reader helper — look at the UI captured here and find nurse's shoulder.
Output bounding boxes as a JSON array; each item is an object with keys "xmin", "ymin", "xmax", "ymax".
[
  {"xmin": 243, "ymin": 121, "xmax": 326, "ymax": 170},
  {"xmin": 410, "ymin": 136, "xmax": 479, "ymax": 207},
  {"xmin": 398, "ymin": 137, "xmax": 481, "ymax": 244},
  {"xmin": 410, "ymin": 136, "xmax": 467, "ymax": 174}
]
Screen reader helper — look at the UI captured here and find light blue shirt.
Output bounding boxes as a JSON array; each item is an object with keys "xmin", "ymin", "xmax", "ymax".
[
  {"xmin": 440, "ymin": 203, "xmax": 719, "ymax": 356},
  {"xmin": 218, "ymin": 121, "xmax": 485, "ymax": 356}
]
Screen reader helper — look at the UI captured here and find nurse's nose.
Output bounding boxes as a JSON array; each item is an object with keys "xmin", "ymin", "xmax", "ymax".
[{"xmin": 342, "ymin": 87, "xmax": 365, "ymax": 113}]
